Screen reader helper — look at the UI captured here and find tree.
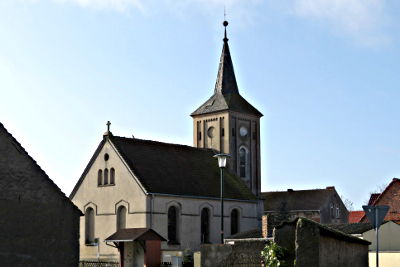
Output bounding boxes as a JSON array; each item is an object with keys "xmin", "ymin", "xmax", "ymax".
[{"xmin": 341, "ymin": 195, "xmax": 354, "ymax": 211}]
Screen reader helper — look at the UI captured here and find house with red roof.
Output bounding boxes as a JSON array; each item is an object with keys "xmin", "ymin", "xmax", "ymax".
[{"xmin": 360, "ymin": 178, "xmax": 400, "ymax": 224}]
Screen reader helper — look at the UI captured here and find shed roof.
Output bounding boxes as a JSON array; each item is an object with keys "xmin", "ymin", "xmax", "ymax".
[
  {"xmin": 326, "ymin": 223, "xmax": 375, "ymax": 235},
  {"xmin": 105, "ymin": 228, "xmax": 166, "ymax": 242}
]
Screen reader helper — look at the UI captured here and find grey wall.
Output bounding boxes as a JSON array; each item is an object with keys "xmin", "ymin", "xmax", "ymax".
[
  {"xmin": 0, "ymin": 124, "xmax": 81, "ymax": 266},
  {"xmin": 0, "ymin": 200, "xmax": 80, "ymax": 266},
  {"xmin": 200, "ymin": 240, "xmax": 266, "ymax": 267},
  {"xmin": 274, "ymin": 217, "xmax": 369, "ymax": 267}
]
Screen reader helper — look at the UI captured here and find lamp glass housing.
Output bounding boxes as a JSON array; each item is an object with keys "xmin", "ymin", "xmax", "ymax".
[{"xmin": 214, "ymin": 153, "xmax": 230, "ymax": 168}]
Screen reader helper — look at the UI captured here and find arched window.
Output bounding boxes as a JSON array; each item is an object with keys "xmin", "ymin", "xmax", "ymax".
[
  {"xmin": 168, "ymin": 206, "xmax": 179, "ymax": 244},
  {"xmin": 85, "ymin": 207, "xmax": 95, "ymax": 244},
  {"xmin": 201, "ymin": 208, "xmax": 210, "ymax": 243},
  {"xmin": 239, "ymin": 147, "xmax": 247, "ymax": 177},
  {"xmin": 117, "ymin": 206, "xmax": 127, "ymax": 230},
  {"xmin": 97, "ymin": 170, "xmax": 103, "ymax": 186},
  {"xmin": 231, "ymin": 209, "xmax": 239, "ymax": 235},
  {"xmin": 110, "ymin": 168, "xmax": 115, "ymax": 185},
  {"xmin": 104, "ymin": 168, "xmax": 109, "ymax": 185}
]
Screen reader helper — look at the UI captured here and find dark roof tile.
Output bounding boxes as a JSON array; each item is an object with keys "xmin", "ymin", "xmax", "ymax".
[
  {"xmin": 261, "ymin": 189, "xmax": 336, "ymax": 212},
  {"xmin": 110, "ymin": 136, "xmax": 256, "ymax": 200}
]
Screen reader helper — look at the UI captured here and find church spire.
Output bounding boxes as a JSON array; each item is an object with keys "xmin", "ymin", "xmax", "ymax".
[{"xmin": 214, "ymin": 20, "xmax": 239, "ymax": 95}]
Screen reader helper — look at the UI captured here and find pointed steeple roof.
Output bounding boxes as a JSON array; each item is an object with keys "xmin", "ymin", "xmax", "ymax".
[
  {"xmin": 191, "ymin": 21, "xmax": 262, "ymax": 117},
  {"xmin": 214, "ymin": 21, "xmax": 239, "ymax": 95}
]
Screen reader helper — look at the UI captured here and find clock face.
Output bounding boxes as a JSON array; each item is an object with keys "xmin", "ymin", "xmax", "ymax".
[{"xmin": 239, "ymin": 126, "xmax": 248, "ymax": 137}]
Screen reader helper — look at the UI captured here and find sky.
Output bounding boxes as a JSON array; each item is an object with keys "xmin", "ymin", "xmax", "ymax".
[{"xmin": 1, "ymin": 0, "xmax": 400, "ymax": 210}]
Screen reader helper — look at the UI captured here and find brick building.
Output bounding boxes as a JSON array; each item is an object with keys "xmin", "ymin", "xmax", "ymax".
[
  {"xmin": 360, "ymin": 178, "xmax": 400, "ymax": 224},
  {"xmin": 261, "ymin": 187, "xmax": 348, "ymax": 237}
]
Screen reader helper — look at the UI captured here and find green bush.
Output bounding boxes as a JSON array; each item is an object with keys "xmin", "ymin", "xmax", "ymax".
[{"xmin": 261, "ymin": 241, "xmax": 286, "ymax": 267}]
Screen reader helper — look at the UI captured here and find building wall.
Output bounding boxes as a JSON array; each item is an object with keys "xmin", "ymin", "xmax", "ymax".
[
  {"xmin": 71, "ymin": 139, "xmax": 260, "ymax": 260},
  {"xmin": 0, "ymin": 125, "xmax": 81, "ymax": 266},
  {"xmin": 71, "ymin": 140, "xmax": 148, "ymax": 260},
  {"xmin": 368, "ymin": 252, "xmax": 400, "ymax": 267},
  {"xmin": 363, "ymin": 221, "xmax": 400, "ymax": 251},
  {"xmin": 320, "ymin": 189, "xmax": 348, "ymax": 224},
  {"xmin": 151, "ymin": 195, "xmax": 259, "ymax": 251},
  {"xmin": 192, "ymin": 111, "xmax": 261, "ymax": 196}
]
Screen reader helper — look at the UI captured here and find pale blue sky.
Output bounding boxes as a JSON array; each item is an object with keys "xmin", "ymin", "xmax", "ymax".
[{"xmin": 1, "ymin": 0, "xmax": 400, "ymax": 209}]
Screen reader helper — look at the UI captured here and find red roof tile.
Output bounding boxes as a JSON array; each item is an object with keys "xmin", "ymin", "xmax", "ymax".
[{"xmin": 348, "ymin": 211, "xmax": 365, "ymax": 223}]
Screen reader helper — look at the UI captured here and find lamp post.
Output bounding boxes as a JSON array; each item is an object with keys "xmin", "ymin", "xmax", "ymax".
[{"xmin": 213, "ymin": 153, "xmax": 230, "ymax": 244}]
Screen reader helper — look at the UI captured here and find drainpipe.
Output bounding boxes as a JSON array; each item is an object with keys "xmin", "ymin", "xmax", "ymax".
[{"xmin": 150, "ymin": 193, "xmax": 154, "ymax": 229}]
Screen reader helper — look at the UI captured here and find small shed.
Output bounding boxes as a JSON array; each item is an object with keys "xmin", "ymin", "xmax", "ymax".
[{"xmin": 105, "ymin": 228, "xmax": 166, "ymax": 267}]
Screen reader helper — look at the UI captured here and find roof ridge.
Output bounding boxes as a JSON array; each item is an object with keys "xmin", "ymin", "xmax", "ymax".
[
  {"xmin": 0, "ymin": 122, "xmax": 82, "ymax": 214},
  {"xmin": 111, "ymin": 135, "xmax": 215, "ymax": 152},
  {"xmin": 262, "ymin": 188, "xmax": 334, "ymax": 193}
]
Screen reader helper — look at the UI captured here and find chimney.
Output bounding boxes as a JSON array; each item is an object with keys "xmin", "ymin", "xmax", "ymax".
[
  {"xmin": 287, "ymin": 189, "xmax": 294, "ymax": 192},
  {"xmin": 326, "ymin": 186, "xmax": 335, "ymax": 190}
]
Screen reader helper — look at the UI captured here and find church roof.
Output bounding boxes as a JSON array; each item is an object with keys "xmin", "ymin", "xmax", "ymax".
[
  {"xmin": 111, "ymin": 136, "xmax": 256, "ymax": 200},
  {"xmin": 191, "ymin": 22, "xmax": 262, "ymax": 117},
  {"xmin": 70, "ymin": 135, "xmax": 257, "ymax": 201}
]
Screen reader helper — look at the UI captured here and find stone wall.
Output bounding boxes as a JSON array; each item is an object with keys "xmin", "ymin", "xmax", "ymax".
[
  {"xmin": 200, "ymin": 240, "xmax": 266, "ymax": 267},
  {"xmin": 274, "ymin": 217, "xmax": 370, "ymax": 267}
]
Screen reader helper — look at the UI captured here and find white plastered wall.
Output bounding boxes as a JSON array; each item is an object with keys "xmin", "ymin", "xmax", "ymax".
[
  {"xmin": 150, "ymin": 195, "xmax": 259, "ymax": 251},
  {"xmin": 71, "ymin": 139, "xmax": 148, "ymax": 260}
]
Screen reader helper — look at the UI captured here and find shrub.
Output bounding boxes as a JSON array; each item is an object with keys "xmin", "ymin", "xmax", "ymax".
[{"xmin": 261, "ymin": 241, "xmax": 286, "ymax": 267}]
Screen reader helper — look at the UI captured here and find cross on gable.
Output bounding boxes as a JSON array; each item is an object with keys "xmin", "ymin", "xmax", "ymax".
[{"xmin": 107, "ymin": 121, "xmax": 111, "ymax": 132}]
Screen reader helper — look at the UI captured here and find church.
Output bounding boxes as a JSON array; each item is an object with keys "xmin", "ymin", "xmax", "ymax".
[{"xmin": 70, "ymin": 21, "xmax": 263, "ymax": 263}]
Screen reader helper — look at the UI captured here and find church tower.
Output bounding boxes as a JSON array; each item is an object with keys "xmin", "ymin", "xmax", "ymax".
[{"xmin": 191, "ymin": 21, "xmax": 263, "ymax": 196}]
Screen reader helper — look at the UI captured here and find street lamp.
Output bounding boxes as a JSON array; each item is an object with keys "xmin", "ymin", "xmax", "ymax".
[{"xmin": 213, "ymin": 153, "xmax": 230, "ymax": 244}]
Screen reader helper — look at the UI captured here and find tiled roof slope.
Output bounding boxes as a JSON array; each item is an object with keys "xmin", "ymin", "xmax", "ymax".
[
  {"xmin": 191, "ymin": 28, "xmax": 262, "ymax": 117},
  {"xmin": 368, "ymin": 193, "xmax": 380, "ymax": 205},
  {"xmin": 0, "ymin": 122, "xmax": 82, "ymax": 214},
  {"xmin": 348, "ymin": 211, "xmax": 365, "ymax": 223},
  {"xmin": 110, "ymin": 136, "xmax": 256, "ymax": 200},
  {"xmin": 361, "ymin": 178, "xmax": 400, "ymax": 224},
  {"xmin": 262, "ymin": 188, "xmax": 335, "ymax": 211},
  {"xmin": 327, "ymin": 223, "xmax": 374, "ymax": 235}
]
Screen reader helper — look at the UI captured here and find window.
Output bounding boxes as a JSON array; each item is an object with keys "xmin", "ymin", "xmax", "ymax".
[
  {"xmin": 168, "ymin": 206, "xmax": 179, "ymax": 244},
  {"xmin": 110, "ymin": 168, "xmax": 115, "ymax": 185},
  {"xmin": 239, "ymin": 147, "xmax": 247, "ymax": 178},
  {"xmin": 201, "ymin": 208, "xmax": 210, "ymax": 243},
  {"xmin": 116, "ymin": 206, "xmax": 127, "ymax": 230},
  {"xmin": 231, "ymin": 209, "xmax": 239, "ymax": 235},
  {"xmin": 221, "ymin": 128, "xmax": 225, "ymax": 137},
  {"xmin": 336, "ymin": 207, "xmax": 340, "ymax": 218},
  {"xmin": 104, "ymin": 168, "xmax": 109, "ymax": 185},
  {"xmin": 198, "ymin": 132, "xmax": 202, "ymax": 141},
  {"xmin": 85, "ymin": 207, "xmax": 95, "ymax": 244},
  {"xmin": 97, "ymin": 170, "xmax": 103, "ymax": 186}
]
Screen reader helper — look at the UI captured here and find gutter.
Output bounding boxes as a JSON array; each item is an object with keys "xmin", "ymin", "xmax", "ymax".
[{"xmin": 149, "ymin": 192, "xmax": 258, "ymax": 203}]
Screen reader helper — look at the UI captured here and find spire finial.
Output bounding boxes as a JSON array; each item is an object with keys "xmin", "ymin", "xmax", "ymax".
[{"xmin": 223, "ymin": 20, "xmax": 229, "ymax": 42}]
